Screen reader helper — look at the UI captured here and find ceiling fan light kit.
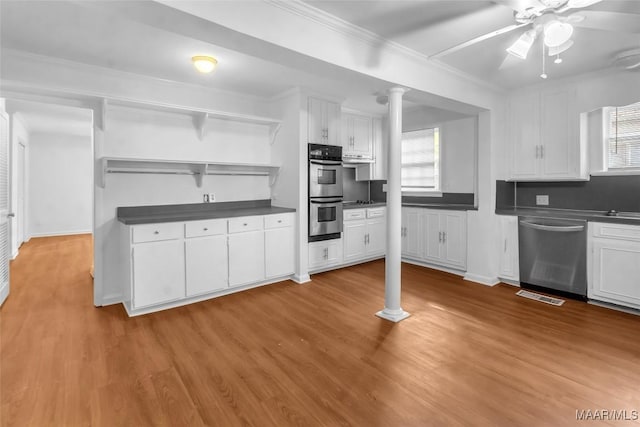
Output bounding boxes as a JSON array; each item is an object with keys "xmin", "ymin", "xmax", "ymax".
[
  {"xmin": 543, "ymin": 20, "xmax": 574, "ymax": 47},
  {"xmin": 507, "ymin": 30, "xmax": 536, "ymax": 59}
]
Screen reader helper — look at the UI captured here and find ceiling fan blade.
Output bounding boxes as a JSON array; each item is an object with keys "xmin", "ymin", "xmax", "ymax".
[
  {"xmin": 565, "ymin": 0, "xmax": 602, "ymax": 9},
  {"xmin": 430, "ymin": 23, "xmax": 529, "ymax": 59},
  {"xmin": 573, "ymin": 11, "xmax": 640, "ymax": 33},
  {"xmin": 491, "ymin": 0, "xmax": 541, "ymax": 13}
]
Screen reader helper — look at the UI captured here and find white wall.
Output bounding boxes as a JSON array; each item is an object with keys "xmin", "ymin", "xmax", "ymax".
[
  {"xmin": 403, "ymin": 111, "xmax": 477, "ymax": 194},
  {"xmin": 28, "ymin": 133, "xmax": 92, "ymax": 237},
  {"xmin": 9, "ymin": 113, "xmax": 29, "ymax": 257}
]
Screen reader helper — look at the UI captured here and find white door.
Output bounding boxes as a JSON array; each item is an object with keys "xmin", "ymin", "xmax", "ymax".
[
  {"xmin": 308, "ymin": 97, "xmax": 324, "ymax": 144},
  {"xmin": 17, "ymin": 142, "xmax": 25, "ymax": 246},
  {"xmin": 265, "ymin": 227, "xmax": 294, "ymax": 278},
  {"xmin": 540, "ymin": 89, "xmax": 577, "ymax": 178},
  {"xmin": 509, "ymin": 93, "xmax": 540, "ymax": 179},
  {"xmin": 325, "ymin": 100, "xmax": 341, "ymax": 146},
  {"xmin": 423, "ymin": 212, "xmax": 442, "ymax": 262},
  {"xmin": 185, "ymin": 236, "xmax": 228, "ymax": 296},
  {"xmin": 0, "ymin": 112, "xmax": 10, "ymax": 306},
  {"xmin": 351, "ymin": 115, "xmax": 372, "ymax": 156},
  {"xmin": 442, "ymin": 212, "xmax": 467, "ymax": 269},
  {"xmin": 591, "ymin": 240, "xmax": 640, "ymax": 308},
  {"xmin": 228, "ymin": 231, "xmax": 265, "ymax": 287},
  {"xmin": 344, "ymin": 220, "xmax": 366, "ymax": 262},
  {"xmin": 402, "ymin": 208, "xmax": 421, "ymax": 259},
  {"xmin": 366, "ymin": 217, "xmax": 386, "ymax": 256},
  {"xmin": 132, "ymin": 240, "xmax": 185, "ymax": 309},
  {"xmin": 499, "ymin": 216, "xmax": 519, "ymax": 281}
]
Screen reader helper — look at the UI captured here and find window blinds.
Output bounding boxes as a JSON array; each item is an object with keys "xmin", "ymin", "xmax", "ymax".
[
  {"xmin": 608, "ymin": 101, "xmax": 640, "ymax": 170},
  {"xmin": 401, "ymin": 128, "xmax": 440, "ymax": 190}
]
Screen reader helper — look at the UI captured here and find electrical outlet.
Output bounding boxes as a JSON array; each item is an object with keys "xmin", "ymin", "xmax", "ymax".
[
  {"xmin": 208, "ymin": 193, "xmax": 215, "ymax": 203},
  {"xmin": 203, "ymin": 194, "xmax": 209, "ymax": 203},
  {"xmin": 536, "ymin": 195, "xmax": 549, "ymax": 206}
]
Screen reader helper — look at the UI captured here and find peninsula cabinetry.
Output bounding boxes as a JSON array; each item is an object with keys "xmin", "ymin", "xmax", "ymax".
[
  {"xmin": 588, "ymin": 222, "xmax": 640, "ymax": 310},
  {"xmin": 121, "ymin": 212, "xmax": 295, "ymax": 316}
]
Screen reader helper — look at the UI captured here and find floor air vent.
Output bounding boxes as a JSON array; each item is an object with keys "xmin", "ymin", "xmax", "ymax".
[{"xmin": 516, "ymin": 290, "xmax": 565, "ymax": 306}]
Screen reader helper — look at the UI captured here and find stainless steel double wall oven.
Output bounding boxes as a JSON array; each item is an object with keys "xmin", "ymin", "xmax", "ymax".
[{"xmin": 308, "ymin": 144, "xmax": 343, "ymax": 242}]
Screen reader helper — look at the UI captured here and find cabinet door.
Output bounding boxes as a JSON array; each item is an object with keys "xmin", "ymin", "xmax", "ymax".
[
  {"xmin": 344, "ymin": 220, "xmax": 367, "ymax": 262},
  {"xmin": 309, "ymin": 242, "xmax": 329, "ymax": 270},
  {"xmin": 265, "ymin": 227, "xmax": 294, "ymax": 278},
  {"xmin": 132, "ymin": 240, "xmax": 185, "ymax": 309},
  {"xmin": 442, "ymin": 211, "xmax": 467, "ymax": 269},
  {"xmin": 509, "ymin": 93, "xmax": 540, "ymax": 179},
  {"xmin": 366, "ymin": 217, "xmax": 386, "ymax": 256},
  {"xmin": 185, "ymin": 236, "xmax": 228, "ymax": 296},
  {"xmin": 499, "ymin": 216, "xmax": 519, "ymax": 281},
  {"xmin": 308, "ymin": 97, "xmax": 324, "ymax": 144},
  {"xmin": 228, "ymin": 231, "xmax": 265, "ymax": 287},
  {"xmin": 402, "ymin": 208, "xmax": 422, "ymax": 259},
  {"xmin": 423, "ymin": 212, "xmax": 442, "ymax": 262},
  {"xmin": 326, "ymin": 100, "xmax": 341, "ymax": 146},
  {"xmin": 540, "ymin": 89, "xmax": 580, "ymax": 178},
  {"xmin": 351, "ymin": 115, "xmax": 372, "ymax": 156},
  {"xmin": 590, "ymin": 239, "xmax": 640, "ymax": 308}
]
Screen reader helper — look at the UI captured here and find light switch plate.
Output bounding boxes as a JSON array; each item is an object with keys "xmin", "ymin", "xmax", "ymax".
[{"xmin": 536, "ymin": 195, "xmax": 549, "ymax": 206}]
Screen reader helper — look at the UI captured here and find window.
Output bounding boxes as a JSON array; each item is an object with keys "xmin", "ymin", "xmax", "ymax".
[
  {"xmin": 606, "ymin": 101, "xmax": 640, "ymax": 170},
  {"xmin": 401, "ymin": 128, "xmax": 440, "ymax": 193}
]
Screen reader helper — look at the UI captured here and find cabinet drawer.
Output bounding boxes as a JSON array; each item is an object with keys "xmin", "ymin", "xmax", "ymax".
[
  {"xmin": 591, "ymin": 222, "xmax": 640, "ymax": 242},
  {"xmin": 185, "ymin": 219, "xmax": 227, "ymax": 238},
  {"xmin": 265, "ymin": 213, "xmax": 293, "ymax": 229},
  {"xmin": 344, "ymin": 209, "xmax": 366, "ymax": 221},
  {"xmin": 228, "ymin": 216, "xmax": 263, "ymax": 233},
  {"xmin": 132, "ymin": 223, "xmax": 183, "ymax": 243},
  {"xmin": 367, "ymin": 207, "xmax": 385, "ymax": 218}
]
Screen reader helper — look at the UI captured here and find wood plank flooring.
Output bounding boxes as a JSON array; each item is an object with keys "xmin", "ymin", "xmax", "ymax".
[{"xmin": 2, "ymin": 234, "xmax": 640, "ymax": 426}]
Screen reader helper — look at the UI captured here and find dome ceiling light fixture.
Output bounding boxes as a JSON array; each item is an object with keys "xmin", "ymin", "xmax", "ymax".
[{"xmin": 192, "ymin": 55, "xmax": 218, "ymax": 73}]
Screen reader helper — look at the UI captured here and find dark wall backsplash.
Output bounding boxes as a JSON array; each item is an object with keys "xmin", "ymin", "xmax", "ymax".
[
  {"xmin": 369, "ymin": 180, "xmax": 475, "ymax": 206},
  {"xmin": 496, "ymin": 176, "xmax": 640, "ymax": 212},
  {"xmin": 370, "ymin": 180, "xmax": 386, "ymax": 202},
  {"xmin": 343, "ymin": 168, "xmax": 370, "ymax": 201}
]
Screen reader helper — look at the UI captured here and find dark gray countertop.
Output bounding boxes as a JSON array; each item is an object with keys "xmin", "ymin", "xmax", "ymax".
[
  {"xmin": 342, "ymin": 202, "xmax": 476, "ymax": 211},
  {"xmin": 496, "ymin": 207, "xmax": 640, "ymax": 225},
  {"xmin": 118, "ymin": 200, "xmax": 296, "ymax": 225}
]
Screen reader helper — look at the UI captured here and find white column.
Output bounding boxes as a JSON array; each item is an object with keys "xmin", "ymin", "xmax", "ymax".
[{"xmin": 376, "ymin": 87, "xmax": 410, "ymax": 323}]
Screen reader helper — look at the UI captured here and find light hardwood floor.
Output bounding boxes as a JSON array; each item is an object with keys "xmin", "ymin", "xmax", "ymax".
[{"xmin": 2, "ymin": 234, "xmax": 640, "ymax": 426}]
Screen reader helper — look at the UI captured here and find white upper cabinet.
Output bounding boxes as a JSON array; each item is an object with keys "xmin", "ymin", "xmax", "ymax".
[
  {"xmin": 508, "ymin": 88, "xmax": 586, "ymax": 181},
  {"xmin": 308, "ymin": 96, "xmax": 341, "ymax": 146},
  {"xmin": 342, "ymin": 113, "xmax": 372, "ymax": 159},
  {"xmin": 356, "ymin": 118, "xmax": 387, "ymax": 181}
]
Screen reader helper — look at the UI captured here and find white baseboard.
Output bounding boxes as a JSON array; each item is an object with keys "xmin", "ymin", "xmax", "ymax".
[
  {"xmin": 28, "ymin": 229, "xmax": 92, "ymax": 238},
  {"xmin": 100, "ymin": 293, "xmax": 123, "ymax": 306},
  {"xmin": 0, "ymin": 282, "xmax": 9, "ymax": 307},
  {"xmin": 292, "ymin": 274, "xmax": 311, "ymax": 284},
  {"xmin": 401, "ymin": 258, "xmax": 466, "ymax": 277},
  {"xmin": 11, "ymin": 248, "xmax": 19, "ymax": 260},
  {"xmin": 499, "ymin": 278, "xmax": 520, "ymax": 287},
  {"xmin": 464, "ymin": 273, "xmax": 500, "ymax": 287}
]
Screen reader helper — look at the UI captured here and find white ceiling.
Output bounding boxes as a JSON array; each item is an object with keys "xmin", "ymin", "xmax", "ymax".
[
  {"xmin": 20, "ymin": 0, "xmax": 633, "ymax": 120},
  {"xmin": 305, "ymin": 0, "xmax": 640, "ymax": 89}
]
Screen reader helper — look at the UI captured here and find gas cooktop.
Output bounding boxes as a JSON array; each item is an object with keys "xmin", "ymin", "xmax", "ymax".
[{"xmin": 343, "ymin": 200, "xmax": 382, "ymax": 205}]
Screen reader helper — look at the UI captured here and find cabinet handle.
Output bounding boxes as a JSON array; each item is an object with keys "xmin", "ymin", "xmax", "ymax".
[
  {"xmin": 154, "ymin": 231, "xmax": 159, "ymax": 235},
  {"xmin": 204, "ymin": 227, "xmax": 208, "ymax": 231},
  {"xmin": 243, "ymin": 223, "xmax": 248, "ymax": 226},
  {"xmin": 277, "ymin": 220, "xmax": 282, "ymax": 223},
  {"xmin": 367, "ymin": 234, "xmax": 370, "ymax": 244},
  {"xmin": 504, "ymin": 239, "xmax": 507, "ymax": 253},
  {"xmin": 438, "ymin": 232, "xmax": 442, "ymax": 243},
  {"xmin": 443, "ymin": 232, "xmax": 446, "ymax": 244},
  {"xmin": 535, "ymin": 145, "xmax": 539, "ymax": 159},
  {"xmin": 540, "ymin": 146, "xmax": 544, "ymax": 158}
]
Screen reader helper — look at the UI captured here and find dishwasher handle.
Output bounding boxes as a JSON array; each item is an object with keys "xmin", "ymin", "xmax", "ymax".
[{"xmin": 519, "ymin": 220, "xmax": 585, "ymax": 232}]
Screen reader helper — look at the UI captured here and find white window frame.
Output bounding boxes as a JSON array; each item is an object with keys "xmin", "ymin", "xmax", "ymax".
[
  {"xmin": 401, "ymin": 126, "xmax": 442, "ymax": 197},
  {"xmin": 593, "ymin": 102, "xmax": 640, "ymax": 176}
]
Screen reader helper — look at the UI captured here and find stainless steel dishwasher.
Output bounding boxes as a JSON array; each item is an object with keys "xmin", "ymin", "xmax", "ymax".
[{"xmin": 518, "ymin": 217, "xmax": 587, "ymax": 300}]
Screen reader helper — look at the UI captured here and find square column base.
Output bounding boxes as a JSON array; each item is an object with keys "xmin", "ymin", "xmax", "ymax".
[{"xmin": 375, "ymin": 309, "xmax": 410, "ymax": 323}]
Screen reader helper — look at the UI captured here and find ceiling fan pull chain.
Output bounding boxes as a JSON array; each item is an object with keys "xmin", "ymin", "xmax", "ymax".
[{"xmin": 540, "ymin": 42, "xmax": 548, "ymax": 79}]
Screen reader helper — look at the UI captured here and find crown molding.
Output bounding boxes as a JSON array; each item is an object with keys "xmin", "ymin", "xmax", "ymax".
[{"xmin": 264, "ymin": 0, "xmax": 505, "ymax": 95}]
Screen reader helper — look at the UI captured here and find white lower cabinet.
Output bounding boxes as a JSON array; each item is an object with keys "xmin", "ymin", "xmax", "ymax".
[
  {"xmin": 401, "ymin": 207, "xmax": 467, "ymax": 270},
  {"xmin": 588, "ymin": 222, "xmax": 640, "ymax": 310},
  {"xmin": 185, "ymin": 235, "xmax": 228, "ymax": 296},
  {"xmin": 498, "ymin": 216, "xmax": 519, "ymax": 282},
  {"xmin": 123, "ymin": 212, "xmax": 295, "ymax": 315},
  {"xmin": 265, "ymin": 222, "xmax": 295, "ymax": 278},
  {"xmin": 308, "ymin": 239, "xmax": 343, "ymax": 270},
  {"xmin": 132, "ymin": 239, "xmax": 185, "ymax": 309},
  {"xmin": 343, "ymin": 207, "xmax": 386, "ymax": 263}
]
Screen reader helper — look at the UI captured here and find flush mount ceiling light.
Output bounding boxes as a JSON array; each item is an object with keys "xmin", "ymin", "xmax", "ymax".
[
  {"xmin": 192, "ymin": 55, "xmax": 218, "ymax": 73},
  {"xmin": 543, "ymin": 20, "xmax": 574, "ymax": 47}
]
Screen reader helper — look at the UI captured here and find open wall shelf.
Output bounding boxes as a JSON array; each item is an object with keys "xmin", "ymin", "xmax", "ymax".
[{"xmin": 100, "ymin": 157, "xmax": 281, "ymax": 188}]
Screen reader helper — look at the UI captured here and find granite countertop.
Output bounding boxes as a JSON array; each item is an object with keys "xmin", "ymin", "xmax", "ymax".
[
  {"xmin": 496, "ymin": 207, "xmax": 640, "ymax": 225},
  {"xmin": 342, "ymin": 202, "xmax": 387, "ymax": 210},
  {"xmin": 118, "ymin": 200, "xmax": 296, "ymax": 225}
]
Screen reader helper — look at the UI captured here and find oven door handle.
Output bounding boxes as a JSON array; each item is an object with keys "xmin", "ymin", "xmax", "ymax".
[
  {"xmin": 309, "ymin": 160, "xmax": 342, "ymax": 166},
  {"xmin": 519, "ymin": 220, "xmax": 585, "ymax": 232},
  {"xmin": 310, "ymin": 198, "xmax": 343, "ymax": 204}
]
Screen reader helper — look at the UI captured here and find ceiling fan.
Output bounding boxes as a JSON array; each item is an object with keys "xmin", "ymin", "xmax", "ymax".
[{"xmin": 430, "ymin": 0, "xmax": 640, "ymax": 72}]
